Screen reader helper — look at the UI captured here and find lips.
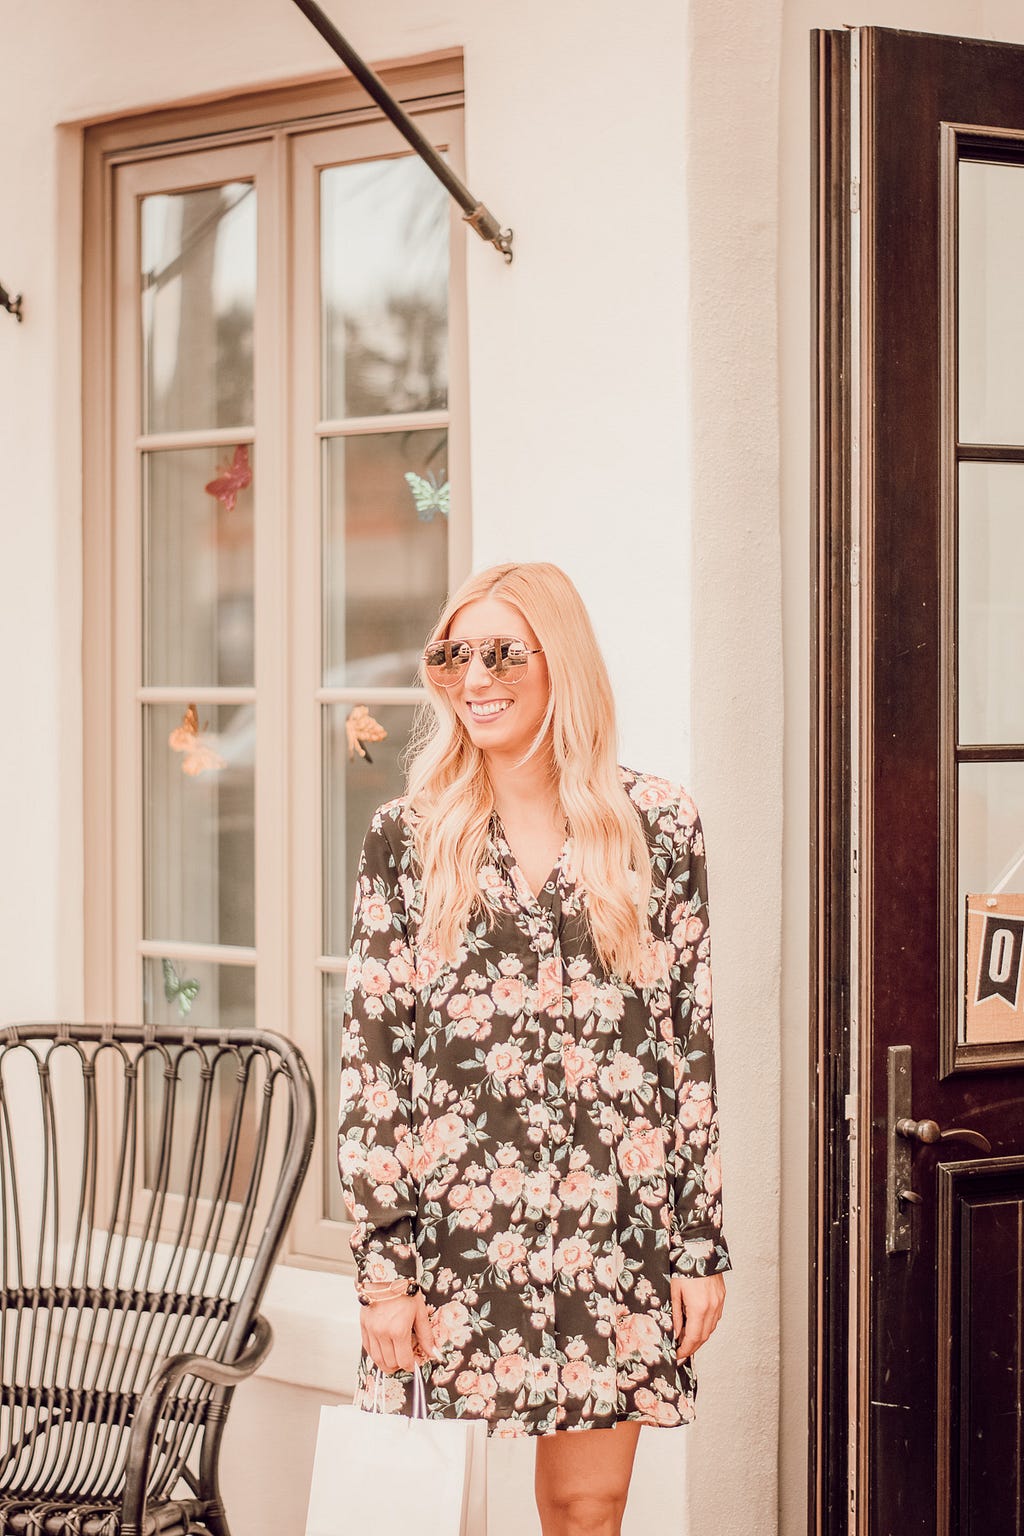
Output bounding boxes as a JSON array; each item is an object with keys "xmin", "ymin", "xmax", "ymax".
[{"xmin": 467, "ymin": 699, "xmax": 513, "ymax": 719}]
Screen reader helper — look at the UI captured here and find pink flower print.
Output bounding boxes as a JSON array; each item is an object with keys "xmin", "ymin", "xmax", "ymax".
[
  {"xmin": 675, "ymin": 789, "xmax": 699, "ymax": 829},
  {"xmin": 694, "ymin": 961, "xmax": 713, "ymax": 1012},
  {"xmin": 590, "ymin": 1362, "xmax": 618, "ymax": 1407},
  {"xmin": 529, "ymin": 1248, "xmax": 553, "ymax": 1284},
  {"xmin": 490, "ymin": 1165, "xmax": 525, "ymax": 1204},
  {"xmin": 469, "ymin": 994, "xmax": 495, "ymax": 1023},
  {"xmin": 359, "ymin": 958, "xmax": 391, "ymax": 997},
  {"xmin": 336, "ymin": 1138, "xmax": 365, "ymax": 1179},
  {"xmin": 561, "ymin": 1042, "xmax": 597, "ymax": 1094},
  {"xmin": 532, "ymin": 1356, "xmax": 559, "ymax": 1392},
  {"xmin": 677, "ymin": 1078, "xmax": 713, "ymax": 1130},
  {"xmin": 413, "ymin": 950, "xmax": 443, "ymax": 988},
  {"xmin": 494, "ymin": 1353, "xmax": 527, "ymax": 1390},
  {"xmin": 536, "ymin": 957, "xmax": 563, "ymax": 1015},
  {"xmin": 469, "ymin": 1184, "xmax": 494, "ymax": 1214},
  {"xmin": 703, "ymin": 1148, "xmax": 723, "ymax": 1197},
  {"xmin": 449, "ymin": 1183, "xmax": 474, "ymax": 1210},
  {"xmin": 635, "ymin": 940, "xmax": 671, "ymax": 987},
  {"xmin": 430, "ymin": 1298, "xmax": 473, "ymax": 1349},
  {"xmin": 447, "ymin": 993, "xmax": 472, "ymax": 1020},
  {"xmin": 616, "ymin": 1126, "xmax": 665, "ymax": 1176},
  {"xmin": 360, "ymin": 1079, "xmax": 399, "ymax": 1122},
  {"xmin": 360, "ymin": 893, "xmax": 392, "ymax": 933},
  {"xmin": 566, "ymin": 955, "xmax": 592, "ymax": 980},
  {"xmin": 630, "ymin": 776, "xmax": 676, "ymax": 812},
  {"xmin": 495, "ymin": 1141, "xmax": 521, "ymax": 1167},
  {"xmin": 615, "ymin": 1311, "xmax": 662, "ymax": 1364},
  {"xmin": 592, "ymin": 1175, "xmax": 618, "ymax": 1215},
  {"xmin": 598, "ymin": 1051, "xmax": 644, "ymax": 1097},
  {"xmin": 523, "ymin": 1170, "xmax": 551, "ymax": 1209},
  {"xmin": 492, "ymin": 976, "xmax": 525, "ymax": 1015},
  {"xmin": 570, "ymin": 980, "xmax": 599, "ymax": 1019},
  {"xmin": 387, "ymin": 950, "xmax": 413, "ymax": 986},
  {"xmin": 596, "ymin": 985, "xmax": 625, "ymax": 1022},
  {"xmin": 498, "ymin": 954, "xmax": 524, "ymax": 976},
  {"xmin": 558, "ymin": 1170, "xmax": 594, "ymax": 1209},
  {"xmin": 685, "ymin": 915, "xmax": 705, "ymax": 944},
  {"xmin": 487, "ymin": 1231, "xmax": 528, "ymax": 1268},
  {"xmin": 364, "ymin": 1144, "xmax": 401, "ymax": 1185},
  {"xmin": 337, "ymin": 1066, "xmax": 361, "ymax": 1113},
  {"xmin": 553, "ymin": 1235, "xmax": 594, "ymax": 1277},
  {"xmin": 561, "ymin": 1359, "xmax": 593, "ymax": 1397},
  {"xmin": 485, "ymin": 1041, "xmax": 525, "ymax": 1081},
  {"xmin": 432, "ymin": 1112, "xmax": 469, "ymax": 1157}
]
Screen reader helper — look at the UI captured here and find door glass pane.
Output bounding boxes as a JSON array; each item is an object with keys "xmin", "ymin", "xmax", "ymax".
[
  {"xmin": 142, "ymin": 958, "xmax": 257, "ymax": 1197},
  {"xmin": 957, "ymin": 761, "xmax": 1024, "ymax": 1044},
  {"xmin": 321, "ymin": 156, "xmax": 449, "ymax": 420},
  {"xmin": 958, "ymin": 462, "xmax": 1024, "ymax": 746},
  {"xmin": 143, "ymin": 702, "xmax": 255, "ymax": 946},
  {"xmin": 322, "ymin": 429, "xmax": 448, "ymax": 687},
  {"xmin": 322, "ymin": 702, "xmax": 416, "ymax": 957},
  {"xmin": 143, "ymin": 446, "xmax": 254, "ymax": 687},
  {"xmin": 141, "ymin": 182, "xmax": 256, "ymax": 434},
  {"xmin": 959, "ymin": 159, "xmax": 1024, "ymax": 446}
]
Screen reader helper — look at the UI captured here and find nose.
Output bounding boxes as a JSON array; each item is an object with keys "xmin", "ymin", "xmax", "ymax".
[{"xmin": 462, "ymin": 647, "xmax": 495, "ymax": 692}]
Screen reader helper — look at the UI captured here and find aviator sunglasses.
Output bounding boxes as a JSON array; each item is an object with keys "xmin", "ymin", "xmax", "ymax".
[{"xmin": 422, "ymin": 635, "xmax": 544, "ymax": 688}]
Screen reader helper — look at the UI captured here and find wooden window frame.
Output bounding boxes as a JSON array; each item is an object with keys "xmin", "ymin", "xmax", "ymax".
[{"xmin": 82, "ymin": 54, "xmax": 469, "ymax": 1270}]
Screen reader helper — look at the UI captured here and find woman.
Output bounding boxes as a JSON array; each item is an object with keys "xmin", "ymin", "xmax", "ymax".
[{"xmin": 337, "ymin": 561, "xmax": 729, "ymax": 1533}]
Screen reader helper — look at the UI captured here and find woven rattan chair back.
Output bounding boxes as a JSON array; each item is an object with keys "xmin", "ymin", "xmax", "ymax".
[{"xmin": 0, "ymin": 1022, "xmax": 315, "ymax": 1535}]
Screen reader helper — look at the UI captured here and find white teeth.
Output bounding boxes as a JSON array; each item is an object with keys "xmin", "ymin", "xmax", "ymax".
[{"xmin": 469, "ymin": 700, "xmax": 512, "ymax": 717}]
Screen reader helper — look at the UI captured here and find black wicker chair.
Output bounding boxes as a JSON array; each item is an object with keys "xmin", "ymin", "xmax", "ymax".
[{"xmin": 0, "ymin": 1023, "xmax": 315, "ymax": 1536}]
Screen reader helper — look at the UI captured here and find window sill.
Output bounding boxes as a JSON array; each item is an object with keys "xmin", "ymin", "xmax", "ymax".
[{"xmin": 257, "ymin": 1263, "xmax": 361, "ymax": 1397}]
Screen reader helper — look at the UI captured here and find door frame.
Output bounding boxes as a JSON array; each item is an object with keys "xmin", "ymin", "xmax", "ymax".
[{"xmin": 810, "ymin": 25, "xmax": 859, "ymax": 1536}]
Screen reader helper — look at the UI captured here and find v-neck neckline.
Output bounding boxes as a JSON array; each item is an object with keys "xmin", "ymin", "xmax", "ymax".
[{"xmin": 488, "ymin": 809, "xmax": 571, "ymax": 907}]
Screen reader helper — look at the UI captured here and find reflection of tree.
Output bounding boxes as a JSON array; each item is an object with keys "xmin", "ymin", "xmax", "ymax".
[{"xmin": 324, "ymin": 158, "xmax": 449, "ymax": 417}]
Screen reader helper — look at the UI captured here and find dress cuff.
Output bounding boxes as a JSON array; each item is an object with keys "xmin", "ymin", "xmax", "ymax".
[
  {"xmin": 350, "ymin": 1227, "xmax": 420, "ymax": 1289},
  {"xmin": 669, "ymin": 1226, "xmax": 733, "ymax": 1278}
]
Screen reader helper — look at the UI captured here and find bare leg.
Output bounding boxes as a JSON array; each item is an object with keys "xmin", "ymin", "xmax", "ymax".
[{"xmin": 534, "ymin": 1421, "xmax": 643, "ymax": 1536}]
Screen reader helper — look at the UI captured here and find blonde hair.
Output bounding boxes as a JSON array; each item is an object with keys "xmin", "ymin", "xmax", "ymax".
[{"xmin": 404, "ymin": 561, "xmax": 654, "ymax": 982}]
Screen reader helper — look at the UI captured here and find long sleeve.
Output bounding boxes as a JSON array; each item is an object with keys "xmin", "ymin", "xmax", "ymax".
[
  {"xmin": 337, "ymin": 812, "xmax": 420, "ymax": 1287},
  {"xmin": 664, "ymin": 803, "xmax": 732, "ymax": 1279}
]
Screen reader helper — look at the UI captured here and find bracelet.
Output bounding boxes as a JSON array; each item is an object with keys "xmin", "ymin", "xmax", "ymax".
[{"xmin": 355, "ymin": 1277, "xmax": 421, "ymax": 1307}]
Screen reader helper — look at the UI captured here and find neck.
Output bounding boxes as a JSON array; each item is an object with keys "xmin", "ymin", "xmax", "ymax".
[{"xmin": 484, "ymin": 742, "xmax": 561, "ymax": 822}]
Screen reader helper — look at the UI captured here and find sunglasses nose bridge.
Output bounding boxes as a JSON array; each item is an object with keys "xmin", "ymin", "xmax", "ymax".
[{"xmin": 462, "ymin": 644, "xmax": 496, "ymax": 687}]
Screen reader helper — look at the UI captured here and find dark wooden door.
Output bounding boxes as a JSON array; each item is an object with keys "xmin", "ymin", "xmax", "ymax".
[{"xmin": 815, "ymin": 26, "xmax": 1024, "ymax": 1536}]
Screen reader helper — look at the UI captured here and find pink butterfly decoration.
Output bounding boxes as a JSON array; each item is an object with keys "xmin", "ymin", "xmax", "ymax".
[{"xmin": 204, "ymin": 444, "xmax": 252, "ymax": 513}]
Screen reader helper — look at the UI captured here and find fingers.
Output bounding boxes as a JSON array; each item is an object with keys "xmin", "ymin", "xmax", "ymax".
[
  {"xmin": 672, "ymin": 1275, "xmax": 726, "ymax": 1361},
  {"xmin": 362, "ymin": 1296, "xmax": 421, "ymax": 1375},
  {"xmin": 413, "ymin": 1294, "xmax": 438, "ymax": 1363}
]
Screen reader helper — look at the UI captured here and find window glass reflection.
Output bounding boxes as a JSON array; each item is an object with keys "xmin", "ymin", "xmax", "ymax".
[{"xmin": 321, "ymin": 156, "xmax": 448, "ymax": 420}]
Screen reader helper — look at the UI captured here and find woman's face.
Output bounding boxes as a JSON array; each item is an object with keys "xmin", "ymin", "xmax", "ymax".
[{"xmin": 441, "ymin": 595, "xmax": 551, "ymax": 763}]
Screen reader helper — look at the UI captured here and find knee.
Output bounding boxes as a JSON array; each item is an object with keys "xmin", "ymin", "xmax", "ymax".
[{"xmin": 538, "ymin": 1488, "xmax": 627, "ymax": 1536}]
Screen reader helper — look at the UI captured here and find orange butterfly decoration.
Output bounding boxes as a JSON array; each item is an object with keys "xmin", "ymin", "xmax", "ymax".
[
  {"xmin": 168, "ymin": 704, "xmax": 227, "ymax": 777},
  {"xmin": 345, "ymin": 705, "xmax": 387, "ymax": 763},
  {"xmin": 204, "ymin": 444, "xmax": 252, "ymax": 512}
]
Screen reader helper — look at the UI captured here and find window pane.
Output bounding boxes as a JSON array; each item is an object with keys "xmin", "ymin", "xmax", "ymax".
[
  {"xmin": 322, "ymin": 429, "xmax": 448, "ymax": 687},
  {"xmin": 959, "ymin": 463, "xmax": 1024, "ymax": 745},
  {"xmin": 957, "ymin": 761, "xmax": 1024, "ymax": 1043},
  {"xmin": 141, "ymin": 183, "xmax": 256, "ymax": 434},
  {"xmin": 143, "ymin": 446, "xmax": 254, "ymax": 687},
  {"xmin": 321, "ymin": 156, "xmax": 449, "ymax": 419},
  {"xmin": 142, "ymin": 958, "xmax": 257, "ymax": 1197},
  {"xmin": 324, "ymin": 972, "xmax": 346, "ymax": 1223},
  {"xmin": 144, "ymin": 703, "xmax": 254, "ymax": 947},
  {"xmin": 322, "ymin": 702, "xmax": 416, "ymax": 957},
  {"xmin": 959, "ymin": 159, "xmax": 1024, "ymax": 446}
]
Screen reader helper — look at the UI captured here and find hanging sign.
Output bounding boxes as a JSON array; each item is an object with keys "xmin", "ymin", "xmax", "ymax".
[{"xmin": 964, "ymin": 893, "xmax": 1024, "ymax": 1045}]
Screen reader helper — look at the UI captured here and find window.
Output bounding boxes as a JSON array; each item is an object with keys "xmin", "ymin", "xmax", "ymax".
[{"xmin": 83, "ymin": 60, "xmax": 469, "ymax": 1266}]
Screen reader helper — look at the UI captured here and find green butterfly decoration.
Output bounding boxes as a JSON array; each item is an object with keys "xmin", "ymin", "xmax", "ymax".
[
  {"xmin": 404, "ymin": 470, "xmax": 449, "ymax": 522},
  {"xmin": 162, "ymin": 958, "xmax": 201, "ymax": 1019}
]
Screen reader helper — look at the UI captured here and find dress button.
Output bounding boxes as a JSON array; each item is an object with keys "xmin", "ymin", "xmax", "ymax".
[
  {"xmin": 534, "ymin": 1220, "xmax": 546, "ymax": 1232},
  {"xmin": 532, "ymin": 1149, "xmax": 543, "ymax": 1162}
]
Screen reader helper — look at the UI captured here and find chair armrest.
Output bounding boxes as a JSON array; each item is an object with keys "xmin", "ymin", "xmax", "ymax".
[{"xmin": 120, "ymin": 1316, "xmax": 273, "ymax": 1535}]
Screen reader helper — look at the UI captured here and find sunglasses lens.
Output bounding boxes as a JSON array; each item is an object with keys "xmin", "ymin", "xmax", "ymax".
[
  {"xmin": 423, "ymin": 640, "xmax": 470, "ymax": 685},
  {"xmin": 490, "ymin": 637, "xmax": 529, "ymax": 681}
]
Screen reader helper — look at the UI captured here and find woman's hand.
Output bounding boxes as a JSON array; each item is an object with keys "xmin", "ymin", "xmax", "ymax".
[
  {"xmin": 362, "ymin": 1290, "xmax": 439, "ymax": 1375},
  {"xmin": 671, "ymin": 1273, "xmax": 726, "ymax": 1361}
]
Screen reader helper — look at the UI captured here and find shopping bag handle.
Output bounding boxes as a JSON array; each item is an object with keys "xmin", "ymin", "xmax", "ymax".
[{"xmin": 368, "ymin": 1362, "xmax": 428, "ymax": 1419}]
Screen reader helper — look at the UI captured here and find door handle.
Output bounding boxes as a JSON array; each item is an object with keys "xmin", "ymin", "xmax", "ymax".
[
  {"xmin": 886, "ymin": 1045, "xmax": 994, "ymax": 1253},
  {"xmin": 895, "ymin": 1117, "xmax": 992, "ymax": 1154}
]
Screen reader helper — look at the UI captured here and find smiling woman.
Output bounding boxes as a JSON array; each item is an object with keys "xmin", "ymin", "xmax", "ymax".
[{"xmin": 336, "ymin": 560, "xmax": 731, "ymax": 1535}]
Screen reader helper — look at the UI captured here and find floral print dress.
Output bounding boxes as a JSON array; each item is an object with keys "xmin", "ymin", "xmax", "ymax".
[{"xmin": 337, "ymin": 765, "xmax": 731, "ymax": 1437}]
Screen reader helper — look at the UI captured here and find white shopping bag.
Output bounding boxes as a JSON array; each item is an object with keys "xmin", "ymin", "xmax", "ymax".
[{"xmin": 304, "ymin": 1364, "xmax": 488, "ymax": 1536}]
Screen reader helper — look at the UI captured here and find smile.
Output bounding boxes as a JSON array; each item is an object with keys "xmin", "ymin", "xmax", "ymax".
[{"xmin": 468, "ymin": 699, "xmax": 513, "ymax": 718}]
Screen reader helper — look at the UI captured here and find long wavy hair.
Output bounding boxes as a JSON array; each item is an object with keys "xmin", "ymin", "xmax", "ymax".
[{"xmin": 405, "ymin": 561, "xmax": 654, "ymax": 982}]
